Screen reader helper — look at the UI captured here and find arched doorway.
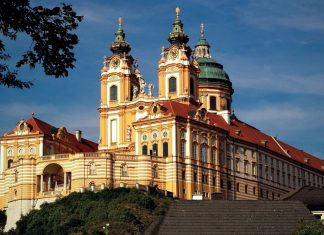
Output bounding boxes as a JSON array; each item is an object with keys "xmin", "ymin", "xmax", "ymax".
[{"xmin": 39, "ymin": 163, "xmax": 71, "ymax": 193}]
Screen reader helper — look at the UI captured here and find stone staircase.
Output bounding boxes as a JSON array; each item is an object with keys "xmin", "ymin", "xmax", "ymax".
[{"xmin": 151, "ymin": 200, "xmax": 315, "ymax": 235}]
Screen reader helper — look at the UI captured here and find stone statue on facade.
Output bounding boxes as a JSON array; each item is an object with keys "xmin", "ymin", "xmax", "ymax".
[
  {"xmin": 148, "ymin": 83, "xmax": 154, "ymax": 96},
  {"xmin": 133, "ymin": 86, "xmax": 138, "ymax": 99},
  {"xmin": 126, "ymin": 125, "xmax": 132, "ymax": 141},
  {"xmin": 139, "ymin": 77, "xmax": 146, "ymax": 95}
]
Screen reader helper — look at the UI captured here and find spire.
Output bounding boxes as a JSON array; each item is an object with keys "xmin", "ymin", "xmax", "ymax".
[
  {"xmin": 168, "ymin": 7, "xmax": 189, "ymax": 45},
  {"xmin": 110, "ymin": 17, "xmax": 131, "ymax": 55},
  {"xmin": 194, "ymin": 23, "xmax": 211, "ymax": 59},
  {"xmin": 200, "ymin": 23, "xmax": 205, "ymax": 38}
]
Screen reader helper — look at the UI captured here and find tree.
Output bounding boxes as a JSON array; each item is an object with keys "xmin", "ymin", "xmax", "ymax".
[
  {"xmin": 0, "ymin": 0, "xmax": 82, "ymax": 89},
  {"xmin": 0, "ymin": 210, "xmax": 6, "ymax": 233}
]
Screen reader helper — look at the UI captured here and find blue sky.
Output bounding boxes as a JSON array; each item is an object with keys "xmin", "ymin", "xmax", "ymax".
[{"xmin": 1, "ymin": 0, "xmax": 324, "ymax": 158}]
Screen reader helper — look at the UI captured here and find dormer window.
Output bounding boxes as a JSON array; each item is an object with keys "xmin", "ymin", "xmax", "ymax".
[{"xmin": 19, "ymin": 123, "xmax": 24, "ymax": 131}]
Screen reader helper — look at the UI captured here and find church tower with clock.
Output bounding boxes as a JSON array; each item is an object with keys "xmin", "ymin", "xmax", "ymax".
[
  {"xmin": 158, "ymin": 7, "xmax": 199, "ymax": 102},
  {"xmin": 98, "ymin": 17, "xmax": 140, "ymax": 150}
]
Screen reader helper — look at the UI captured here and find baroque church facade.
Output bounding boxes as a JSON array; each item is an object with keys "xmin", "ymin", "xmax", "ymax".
[{"xmin": 1, "ymin": 8, "xmax": 324, "ymax": 230}]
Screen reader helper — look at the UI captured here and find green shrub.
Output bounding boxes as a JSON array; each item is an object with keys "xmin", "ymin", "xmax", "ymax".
[
  {"xmin": 294, "ymin": 220, "xmax": 324, "ymax": 235},
  {"xmin": 8, "ymin": 188, "xmax": 172, "ymax": 235}
]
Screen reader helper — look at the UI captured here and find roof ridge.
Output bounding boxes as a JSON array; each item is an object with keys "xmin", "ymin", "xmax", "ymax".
[
  {"xmin": 168, "ymin": 100, "xmax": 176, "ymax": 115},
  {"xmin": 271, "ymin": 135, "xmax": 292, "ymax": 158}
]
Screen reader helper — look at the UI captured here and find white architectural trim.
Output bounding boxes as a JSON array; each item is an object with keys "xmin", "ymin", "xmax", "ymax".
[
  {"xmin": 39, "ymin": 142, "xmax": 43, "ymax": 156},
  {"xmin": 172, "ymin": 123, "xmax": 177, "ymax": 156},
  {"xmin": 186, "ymin": 126, "xmax": 190, "ymax": 157},
  {"xmin": 135, "ymin": 131, "xmax": 139, "ymax": 155},
  {"xmin": 0, "ymin": 145, "xmax": 3, "ymax": 175},
  {"xmin": 107, "ymin": 115, "xmax": 119, "ymax": 147}
]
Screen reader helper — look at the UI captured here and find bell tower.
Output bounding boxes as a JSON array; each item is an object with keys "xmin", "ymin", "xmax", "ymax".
[
  {"xmin": 98, "ymin": 17, "xmax": 139, "ymax": 150},
  {"xmin": 158, "ymin": 7, "xmax": 199, "ymax": 102},
  {"xmin": 194, "ymin": 24, "xmax": 233, "ymax": 123}
]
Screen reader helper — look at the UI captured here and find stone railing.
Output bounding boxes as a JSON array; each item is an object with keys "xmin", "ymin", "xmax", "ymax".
[
  {"xmin": 39, "ymin": 154, "xmax": 70, "ymax": 161},
  {"xmin": 114, "ymin": 154, "xmax": 136, "ymax": 161}
]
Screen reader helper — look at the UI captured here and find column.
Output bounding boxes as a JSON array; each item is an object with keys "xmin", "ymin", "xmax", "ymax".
[
  {"xmin": 64, "ymin": 172, "xmax": 67, "ymax": 192},
  {"xmin": 40, "ymin": 174, "xmax": 43, "ymax": 192}
]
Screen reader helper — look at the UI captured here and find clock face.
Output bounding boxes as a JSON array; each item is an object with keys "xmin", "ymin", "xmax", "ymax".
[
  {"xmin": 169, "ymin": 48, "xmax": 178, "ymax": 60},
  {"xmin": 111, "ymin": 58, "xmax": 120, "ymax": 69}
]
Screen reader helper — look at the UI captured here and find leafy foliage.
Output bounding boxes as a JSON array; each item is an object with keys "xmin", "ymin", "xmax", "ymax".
[
  {"xmin": 0, "ymin": 0, "xmax": 82, "ymax": 89},
  {"xmin": 6, "ymin": 187, "xmax": 172, "ymax": 235},
  {"xmin": 294, "ymin": 220, "xmax": 324, "ymax": 235}
]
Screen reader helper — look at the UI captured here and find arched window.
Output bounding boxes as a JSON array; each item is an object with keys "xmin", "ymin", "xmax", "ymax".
[
  {"xmin": 110, "ymin": 85, "xmax": 117, "ymax": 101},
  {"xmin": 210, "ymin": 96, "xmax": 216, "ymax": 110},
  {"xmin": 169, "ymin": 77, "xmax": 176, "ymax": 93},
  {"xmin": 190, "ymin": 78, "xmax": 194, "ymax": 96},
  {"xmin": 163, "ymin": 142, "xmax": 168, "ymax": 157},
  {"xmin": 142, "ymin": 145, "xmax": 148, "ymax": 155},
  {"xmin": 8, "ymin": 159, "xmax": 13, "ymax": 169},
  {"xmin": 121, "ymin": 164, "xmax": 128, "ymax": 177},
  {"xmin": 152, "ymin": 143, "xmax": 158, "ymax": 156}
]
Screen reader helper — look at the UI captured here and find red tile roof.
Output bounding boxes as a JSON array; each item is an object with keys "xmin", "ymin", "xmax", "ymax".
[
  {"xmin": 25, "ymin": 117, "xmax": 98, "ymax": 152},
  {"xmin": 226, "ymin": 118, "xmax": 324, "ymax": 172},
  {"xmin": 155, "ymin": 101, "xmax": 323, "ymax": 172},
  {"xmin": 158, "ymin": 100, "xmax": 198, "ymax": 118}
]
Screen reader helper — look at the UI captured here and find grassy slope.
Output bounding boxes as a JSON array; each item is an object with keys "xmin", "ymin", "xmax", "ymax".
[{"xmin": 6, "ymin": 187, "xmax": 172, "ymax": 235}]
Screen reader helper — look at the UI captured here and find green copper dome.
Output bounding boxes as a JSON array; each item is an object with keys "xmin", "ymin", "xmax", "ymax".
[
  {"xmin": 197, "ymin": 58, "xmax": 229, "ymax": 80},
  {"xmin": 194, "ymin": 24, "xmax": 232, "ymax": 91}
]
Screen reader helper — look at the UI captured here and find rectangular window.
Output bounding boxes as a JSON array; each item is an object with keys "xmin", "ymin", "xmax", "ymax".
[
  {"xmin": 259, "ymin": 164, "xmax": 263, "ymax": 178},
  {"xmin": 192, "ymin": 144, "xmax": 197, "ymax": 160},
  {"xmin": 201, "ymin": 145, "xmax": 208, "ymax": 162},
  {"xmin": 111, "ymin": 119, "xmax": 117, "ymax": 143},
  {"xmin": 244, "ymin": 161, "xmax": 248, "ymax": 174},
  {"xmin": 194, "ymin": 172, "xmax": 197, "ymax": 182},
  {"xmin": 270, "ymin": 168, "xmax": 274, "ymax": 181},
  {"xmin": 236, "ymin": 159, "xmax": 240, "ymax": 172},
  {"xmin": 227, "ymin": 157, "xmax": 231, "ymax": 170},
  {"xmin": 180, "ymin": 141, "xmax": 185, "ymax": 158},
  {"xmin": 265, "ymin": 166, "xmax": 269, "ymax": 180},
  {"xmin": 182, "ymin": 170, "xmax": 186, "ymax": 180},
  {"xmin": 252, "ymin": 163, "xmax": 256, "ymax": 176},
  {"xmin": 210, "ymin": 96, "xmax": 216, "ymax": 110},
  {"xmin": 212, "ymin": 149, "xmax": 216, "ymax": 165},
  {"xmin": 163, "ymin": 142, "xmax": 168, "ymax": 157}
]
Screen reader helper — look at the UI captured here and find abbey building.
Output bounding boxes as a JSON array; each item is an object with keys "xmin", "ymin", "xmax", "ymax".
[{"xmin": 1, "ymin": 8, "xmax": 324, "ymax": 230}]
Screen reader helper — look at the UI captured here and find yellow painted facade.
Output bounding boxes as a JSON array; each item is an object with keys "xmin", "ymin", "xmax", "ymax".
[{"xmin": 0, "ymin": 7, "xmax": 324, "ymax": 231}]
